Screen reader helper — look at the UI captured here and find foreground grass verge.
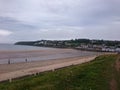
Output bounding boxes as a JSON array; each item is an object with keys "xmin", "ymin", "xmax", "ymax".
[{"xmin": 0, "ymin": 54, "xmax": 120, "ymax": 90}]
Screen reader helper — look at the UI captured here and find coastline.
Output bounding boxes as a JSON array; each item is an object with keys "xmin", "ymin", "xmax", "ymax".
[
  {"xmin": 0, "ymin": 55, "xmax": 97, "ymax": 82},
  {"xmin": 0, "ymin": 49, "xmax": 100, "ymax": 64}
]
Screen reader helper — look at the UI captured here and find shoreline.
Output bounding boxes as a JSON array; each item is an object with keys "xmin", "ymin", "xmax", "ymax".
[
  {"xmin": 0, "ymin": 55, "xmax": 98, "ymax": 82},
  {"xmin": 0, "ymin": 49, "xmax": 101, "ymax": 64}
]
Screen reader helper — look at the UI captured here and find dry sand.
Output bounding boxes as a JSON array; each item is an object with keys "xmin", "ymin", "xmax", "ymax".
[{"xmin": 0, "ymin": 55, "xmax": 97, "ymax": 82}]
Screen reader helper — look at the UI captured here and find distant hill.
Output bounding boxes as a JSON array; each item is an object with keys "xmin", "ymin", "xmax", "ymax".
[
  {"xmin": 15, "ymin": 41, "xmax": 36, "ymax": 46},
  {"xmin": 15, "ymin": 39, "xmax": 120, "ymax": 48}
]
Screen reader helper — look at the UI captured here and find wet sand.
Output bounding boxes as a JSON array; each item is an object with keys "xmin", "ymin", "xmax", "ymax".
[
  {"xmin": 0, "ymin": 49, "xmax": 100, "ymax": 64},
  {"xmin": 0, "ymin": 55, "xmax": 97, "ymax": 82}
]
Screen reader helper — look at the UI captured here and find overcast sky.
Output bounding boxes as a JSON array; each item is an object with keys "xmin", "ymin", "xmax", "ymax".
[{"xmin": 0, "ymin": 0, "xmax": 120, "ymax": 43}]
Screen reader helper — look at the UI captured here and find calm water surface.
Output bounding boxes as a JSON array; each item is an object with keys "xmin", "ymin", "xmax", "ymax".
[{"xmin": 0, "ymin": 44, "xmax": 54, "ymax": 51}]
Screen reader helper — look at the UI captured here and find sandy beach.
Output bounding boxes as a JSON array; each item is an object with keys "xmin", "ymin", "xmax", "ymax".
[
  {"xmin": 0, "ymin": 48, "xmax": 100, "ymax": 64},
  {"xmin": 0, "ymin": 47, "xmax": 103, "ymax": 82},
  {"xmin": 0, "ymin": 55, "xmax": 97, "ymax": 82}
]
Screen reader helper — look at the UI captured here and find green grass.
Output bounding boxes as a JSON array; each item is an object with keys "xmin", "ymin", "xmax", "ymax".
[{"xmin": 0, "ymin": 54, "xmax": 120, "ymax": 90}]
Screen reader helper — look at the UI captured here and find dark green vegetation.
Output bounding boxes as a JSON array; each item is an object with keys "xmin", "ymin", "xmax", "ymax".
[
  {"xmin": 0, "ymin": 54, "xmax": 120, "ymax": 90},
  {"xmin": 15, "ymin": 39, "xmax": 120, "ymax": 48}
]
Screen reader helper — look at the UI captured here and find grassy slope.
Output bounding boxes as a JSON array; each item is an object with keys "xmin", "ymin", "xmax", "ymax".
[{"xmin": 0, "ymin": 54, "xmax": 120, "ymax": 90}]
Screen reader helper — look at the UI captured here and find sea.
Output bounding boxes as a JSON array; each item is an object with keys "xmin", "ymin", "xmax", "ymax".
[
  {"xmin": 0, "ymin": 44, "xmax": 53, "ymax": 51},
  {"xmin": 0, "ymin": 44, "xmax": 100, "ymax": 64}
]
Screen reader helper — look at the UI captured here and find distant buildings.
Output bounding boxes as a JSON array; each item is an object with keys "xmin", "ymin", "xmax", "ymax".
[
  {"xmin": 34, "ymin": 40, "xmax": 67, "ymax": 48},
  {"xmin": 76, "ymin": 44, "xmax": 120, "ymax": 53},
  {"xmin": 15, "ymin": 39, "xmax": 120, "ymax": 53}
]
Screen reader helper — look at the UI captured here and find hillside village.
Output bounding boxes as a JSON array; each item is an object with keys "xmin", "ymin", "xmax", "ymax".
[{"xmin": 15, "ymin": 39, "xmax": 120, "ymax": 53}]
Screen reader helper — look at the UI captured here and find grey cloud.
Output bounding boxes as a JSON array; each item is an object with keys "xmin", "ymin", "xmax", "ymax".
[
  {"xmin": 0, "ymin": 16, "xmax": 37, "ymax": 31},
  {"xmin": 0, "ymin": 0, "xmax": 120, "ymax": 43}
]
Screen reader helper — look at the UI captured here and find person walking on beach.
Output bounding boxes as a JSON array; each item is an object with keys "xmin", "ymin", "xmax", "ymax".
[
  {"xmin": 25, "ymin": 58, "xmax": 28, "ymax": 62},
  {"xmin": 8, "ymin": 59, "xmax": 11, "ymax": 64}
]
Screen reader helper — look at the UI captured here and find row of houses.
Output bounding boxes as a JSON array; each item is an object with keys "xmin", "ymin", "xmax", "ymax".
[
  {"xmin": 34, "ymin": 40, "xmax": 120, "ymax": 53},
  {"xmin": 76, "ymin": 44, "xmax": 120, "ymax": 53},
  {"xmin": 102, "ymin": 47, "xmax": 120, "ymax": 52}
]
